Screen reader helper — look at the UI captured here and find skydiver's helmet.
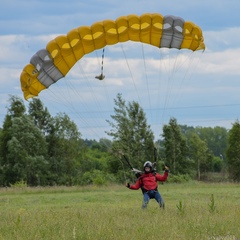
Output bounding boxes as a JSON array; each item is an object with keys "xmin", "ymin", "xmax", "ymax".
[{"xmin": 143, "ymin": 161, "xmax": 152, "ymax": 173}]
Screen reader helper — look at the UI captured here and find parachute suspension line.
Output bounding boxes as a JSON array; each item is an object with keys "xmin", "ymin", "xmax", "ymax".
[
  {"xmin": 110, "ymin": 147, "xmax": 135, "ymax": 183},
  {"xmin": 59, "ymin": 75, "xmax": 108, "ymax": 139},
  {"xmin": 165, "ymin": 50, "xmax": 203, "ymax": 111},
  {"xmin": 92, "ymin": 48, "xmax": 113, "ymax": 140},
  {"xmin": 40, "ymin": 78, "xmax": 104, "ymax": 140},
  {"xmin": 157, "ymin": 49, "xmax": 172, "ymax": 129},
  {"xmin": 95, "ymin": 48, "xmax": 105, "ymax": 80},
  {"xmin": 119, "ymin": 157, "xmax": 128, "ymax": 183},
  {"xmin": 68, "ymin": 61, "xmax": 111, "ymax": 139},
  {"xmin": 78, "ymin": 62, "xmax": 106, "ymax": 113},
  {"xmin": 154, "ymin": 49, "xmax": 165, "ymax": 135},
  {"xmin": 38, "ymin": 50, "xmax": 101, "ymax": 139},
  {"xmin": 170, "ymin": 51, "xmax": 196, "ymax": 107},
  {"xmin": 158, "ymin": 49, "xmax": 204, "ymax": 129},
  {"xmin": 164, "ymin": 50, "xmax": 181, "ymax": 105},
  {"xmin": 160, "ymin": 50, "xmax": 182, "ymax": 126},
  {"xmin": 51, "ymin": 48, "xmax": 104, "ymax": 137},
  {"xmin": 120, "ymin": 44, "xmax": 142, "ymax": 106},
  {"xmin": 65, "ymin": 50, "xmax": 110, "ymax": 139},
  {"xmin": 141, "ymin": 44, "xmax": 153, "ymax": 126}
]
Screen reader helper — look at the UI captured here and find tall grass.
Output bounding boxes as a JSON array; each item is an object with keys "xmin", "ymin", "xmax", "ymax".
[{"xmin": 0, "ymin": 182, "xmax": 239, "ymax": 239}]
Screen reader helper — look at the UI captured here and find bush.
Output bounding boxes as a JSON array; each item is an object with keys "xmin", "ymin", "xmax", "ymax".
[
  {"xmin": 167, "ymin": 174, "xmax": 191, "ymax": 183},
  {"xmin": 79, "ymin": 170, "xmax": 109, "ymax": 186},
  {"xmin": 80, "ymin": 172, "xmax": 93, "ymax": 185},
  {"xmin": 92, "ymin": 175, "xmax": 106, "ymax": 186},
  {"xmin": 10, "ymin": 180, "xmax": 28, "ymax": 188}
]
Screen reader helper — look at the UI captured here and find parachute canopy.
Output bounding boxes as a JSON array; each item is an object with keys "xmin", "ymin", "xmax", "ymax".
[{"xmin": 20, "ymin": 13, "xmax": 205, "ymax": 100}]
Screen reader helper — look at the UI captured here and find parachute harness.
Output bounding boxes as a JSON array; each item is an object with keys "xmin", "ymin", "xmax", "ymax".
[{"xmin": 95, "ymin": 48, "xmax": 105, "ymax": 80}]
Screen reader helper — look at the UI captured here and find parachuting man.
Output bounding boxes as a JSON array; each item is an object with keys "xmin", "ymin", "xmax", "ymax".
[{"xmin": 126, "ymin": 161, "xmax": 169, "ymax": 209}]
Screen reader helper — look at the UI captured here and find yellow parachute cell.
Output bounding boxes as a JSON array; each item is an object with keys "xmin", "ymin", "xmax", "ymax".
[{"xmin": 20, "ymin": 13, "xmax": 205, "ymax": 100}]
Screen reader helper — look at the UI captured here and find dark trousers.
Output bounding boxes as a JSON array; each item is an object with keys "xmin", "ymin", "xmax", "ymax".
[{"xmin": 142, "ymin": 190, "xmax": 164, "ymax": 209}]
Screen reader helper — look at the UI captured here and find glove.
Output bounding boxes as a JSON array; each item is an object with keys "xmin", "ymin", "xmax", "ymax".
[
  {"xmin": 164, "ymin": 166, "xmax": 169, "ymax": 172},
  {"xmin": 126, "ymin": 183, "xmax": 130, "ymax": 188}
]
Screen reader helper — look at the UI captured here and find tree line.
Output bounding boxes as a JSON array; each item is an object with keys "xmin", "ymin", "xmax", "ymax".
[{"xmin": 0, "ymin": 94, "xmax": 240, "ymax": 186}]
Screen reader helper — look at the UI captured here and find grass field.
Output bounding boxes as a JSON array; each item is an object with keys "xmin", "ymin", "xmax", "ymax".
[{"xmin": 0, "ymin": 182, "xmax": 239, "ymax": 240}]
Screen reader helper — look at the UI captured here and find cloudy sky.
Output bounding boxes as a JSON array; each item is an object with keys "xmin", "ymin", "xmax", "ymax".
[{"xmin": 1, "ymin": 0, "xmax": 240, "ymax": 140}]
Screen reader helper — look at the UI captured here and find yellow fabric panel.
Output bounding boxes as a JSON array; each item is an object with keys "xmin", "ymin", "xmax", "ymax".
[
  {"xmin": 103, "ymin": 20, "xmax": 118, "ymax": 45},
  {"xmin": 181, "ymin": 22, "xmax": 193, "ymax": 49},
  {"xmin": 55, "ymin": 35, "xmax": 76, "ymax": 70},
  {"xmin": 91, "ymin": 22, "xmax": 106, "ymax": 50},
  {"xmin": 20, "ymin": 64, "xmax": 46, "ymax": 99},
  {"xmin": 67, "ymin": 28, "xmax": 85, "ymax": 60},
  {"xmin": 127, "ymin": 14, "xmax": 141, "ymax": 42},
  {"xmin": 150, "ymin": 13, "xmax": 164, "ymax": 47},
  {"xmin": 78, "ymin": 26, "xmax": 96, "ymax": 54},
  {"xmin": 181, "ymin": 21, "xmax": 205, "ymax": 51},
  {"xmin": 197, "ymin": 41, "xmax": 205, "ymax": 51},
  {"xmin": 190, "ymin": 25, "xmax": 205, "ymax": 50},
  {"xmin": 116, "ymin": 16, "xmax": 129, "ymax": 42},
  {"xmin": 139, "ymin": 13, "xmax": 152, "ymax": 44},
  {"xmin": 46, "ymin": 38, "xmax": 70, "ymax": 75}
]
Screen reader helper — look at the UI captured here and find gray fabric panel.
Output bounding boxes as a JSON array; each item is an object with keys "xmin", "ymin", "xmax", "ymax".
[
  {"xmin": 160, "ymin": 15, "xmax": 184, "ymax": 49},
  {"xmin": 171, "ymin": 17, "xmax": 184, "ymax": 49},
  {"xmin": 160, "ymin": 15, "xmax": 174, "ymax": 48},
  {"xmin": 30, "ymin": 49, "xmax": 63, "ymax": 88}
]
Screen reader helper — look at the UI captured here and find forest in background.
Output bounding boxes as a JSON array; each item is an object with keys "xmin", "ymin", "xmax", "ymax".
[{"xmin": 0, "ymin": 94, "xmax": 240, "ymax": 187}]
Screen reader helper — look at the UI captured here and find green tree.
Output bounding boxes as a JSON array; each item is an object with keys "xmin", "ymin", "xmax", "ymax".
[
  {"xmin": 0, "ymin": 96, "xmax": 26, "ymax": 165},
  {"xmin": 98, "ymin": 138, "xmax": 112, "ymax": 152},
  {"xmin": 85, "ymin": 138, "xmax": 112, "ymax": 152},
  {"xmin": 2, "ymin": 115, "xmax": 48, "ymax": 186},
  {"xmin": 28, "ymin": 98, "xmax": 52, "ymax": 135},
  {"xmin": 226, "ymin": 120, "xmax": 240, "ymax": 181},
  {"xmin": 212, "ymin": 156, "xmax": 223, "ymax": 172},
  {"xmin": 195, "ymin": 126, "xmax": 228, "ymax": 157},
  {"xmin": 106, "ymin": 93, "xmax": 155, "ymax": 173},
  {"xmin": 47, "ymin": 113, "xmax": 83, "ymax": 185},
  {"xmin": 178, "ymin": 125, "xmax": 228, "ymax": 174},
  {"xmin": 8, "ymin": 115, "xmax": 48, "ymax": 185},
  {"xmin": 7, "ymin": 95, "xmax": 26, "ymax": 118},
  {"xmin": 0, "ymin": 96, "xmax": 30, "ymax": 185},
  {"xmin": 162, "ymin": 118, "xmax": 188, "ymax": 175},
  {"xmin": 187, "ymin": 132, "xmax": 212, "ymax": 180}
]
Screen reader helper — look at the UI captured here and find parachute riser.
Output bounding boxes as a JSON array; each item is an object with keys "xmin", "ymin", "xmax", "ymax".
[{"xmin": 122, "ymin": 155, "xmax": 142, "ymax": 178}]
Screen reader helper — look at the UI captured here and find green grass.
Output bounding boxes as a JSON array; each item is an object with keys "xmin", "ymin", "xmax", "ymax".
[{"xmin": 0, "ymin": 182, "xmax": 239, "ymax": 240}]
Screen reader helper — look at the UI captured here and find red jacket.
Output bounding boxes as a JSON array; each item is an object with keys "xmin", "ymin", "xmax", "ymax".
[{"xmin": 129, "ymin": 171, "xmax": 168, "ymax": 191}]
